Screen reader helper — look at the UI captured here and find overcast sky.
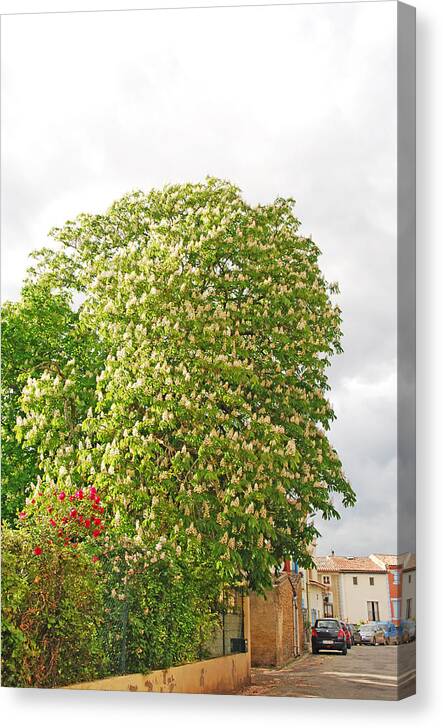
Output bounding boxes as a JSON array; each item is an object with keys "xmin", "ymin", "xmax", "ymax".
[{"xmin": 1, "ymin": 1, "xmax": 401, "ymax": 556}]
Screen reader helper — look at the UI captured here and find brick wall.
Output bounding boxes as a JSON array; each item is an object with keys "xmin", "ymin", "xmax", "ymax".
[
  {"xmin": 250, "ymin": 573, "xmax": 304, "ymax": 668},
  {"xmin": 250, "ymin": 589, "xmax": 277, "ymax": 666},
  {"xmin": 276, "ymin": 577, "xmax": 295, "ymax": 666}
]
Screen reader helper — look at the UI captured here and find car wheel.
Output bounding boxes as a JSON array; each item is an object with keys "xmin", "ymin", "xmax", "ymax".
[
  {"xmin": 342, "ymin": 646, "xmax": 347, "ymax": 655},
  {"xmin": 372, "ymin": 638, "xmax": 376, "ymax": 646}
]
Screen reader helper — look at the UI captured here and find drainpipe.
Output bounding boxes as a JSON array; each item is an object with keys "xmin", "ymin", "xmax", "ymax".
[{"xmin": 293, "ymin": 594, "xmax": 300, "ymax": 657}]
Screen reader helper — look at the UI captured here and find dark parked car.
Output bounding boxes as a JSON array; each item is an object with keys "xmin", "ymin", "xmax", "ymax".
[
  {"xmin": 359, "ymin": 623, "xmax": 386, "ymax": 646},
  {"xmin": 311, "ymin": 618, "xmax": 348, "ymax": 655}
]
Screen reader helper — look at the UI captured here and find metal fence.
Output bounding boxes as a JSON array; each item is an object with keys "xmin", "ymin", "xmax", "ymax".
[
  {"xmin": 100, "ymin": 568, "xmax": 247, "ymax": 677},
  {"xmin": 203, "ymin": 590, "xmax": 247, "ymax": 659}
]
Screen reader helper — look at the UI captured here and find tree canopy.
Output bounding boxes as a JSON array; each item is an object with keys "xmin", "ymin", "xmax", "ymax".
[{"xmin": 5, "ymin": 178, "xmax": 355, "ymax": 592}]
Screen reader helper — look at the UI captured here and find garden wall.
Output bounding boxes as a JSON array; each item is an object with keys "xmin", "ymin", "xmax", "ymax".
[{"xmin": 64, "ymin": 597, "xmax": 251, "ymax": 695}]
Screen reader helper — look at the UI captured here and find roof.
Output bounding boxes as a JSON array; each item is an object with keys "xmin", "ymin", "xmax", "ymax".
[
  {"xmin": 309, "ymin": 577, "xmax": 328, "ymax": 590},
  {"xmin": 371, "ymin": 553, "xmax": 416, "ymax": 571},
  {"xmin": 315, "ymin": 555, "xmax": 386, "ymax": 574},
  {"xmin": 315, "ymin": 552, "xmax": 416, "ymax": 574}
]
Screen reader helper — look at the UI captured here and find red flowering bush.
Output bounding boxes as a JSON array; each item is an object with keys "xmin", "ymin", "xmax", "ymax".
[
  {"xmin": 20, "ymin": 484, "xmax": 106, "ymax": 561},
  {"xmin": 1, "ymin": 483, "xmax": 109, "ymax": 688}
]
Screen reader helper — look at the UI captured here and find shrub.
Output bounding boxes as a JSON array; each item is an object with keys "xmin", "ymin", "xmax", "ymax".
[{"xmin": 1, "ymin": 484, "xmax": 108, "ymax": 687}]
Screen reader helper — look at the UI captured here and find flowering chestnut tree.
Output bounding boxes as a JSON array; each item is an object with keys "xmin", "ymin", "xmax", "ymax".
[{"xmin": 15, "ymin": 178, "xmax": 355, "ymax": 592}]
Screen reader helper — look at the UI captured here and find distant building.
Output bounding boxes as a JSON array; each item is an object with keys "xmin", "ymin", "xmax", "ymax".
[
  {"xmin": 314, "ymin": 552, "xmax": 416, "ymax": 625},
  {"xmin": 370, "ymin": 552, "xmax": 416, "ymax": 624}
]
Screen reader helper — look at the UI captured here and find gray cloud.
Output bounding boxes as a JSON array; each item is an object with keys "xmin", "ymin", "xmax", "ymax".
[{"xmin": 1, "ymin": 2, "xmax": 400, "ymax": 556}]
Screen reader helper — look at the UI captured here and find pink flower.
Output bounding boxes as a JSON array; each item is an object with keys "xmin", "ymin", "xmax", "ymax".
[
  {"xmin": 49, "ymin": 518, "xmax": 57, "ymax": 527},
  {"xmin": 18, "ymin": 511, "xmax": 26, "ymax": 520},
  {"xmin": 58, "ymin": 492, "xmax": 66, "ymax": 501},
  {"xmin": 92, "ymin": 529, "xmax": 100, "ymax": 538},
  {"xmin": 92, "ymin": 555, "xmax": 99, "ymax": 563},
  {"xmin": 85, "ymin": 519, "xmax": 91, "ymax": 528},
  {"xmin": 33, "ymin": 546, "xmax": 42, "ymax": 556},
  {"xmin": 69, "ymin": 508, "xmax": 77, "ymax": 519},
  {"xmin": 93, "ymin": 518, "xmax": 101, "ymax": 526},
  {"xmin": 75, "ymin": 489, "xmax": 84, "ymax": 500},
  {"xmin": 69, "ymin": 495, "xmax": 75, "ymax": 502}
]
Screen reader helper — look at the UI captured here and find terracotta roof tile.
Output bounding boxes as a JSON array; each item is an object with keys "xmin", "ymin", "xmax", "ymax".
[
  {"xmin": 314, "ymin": 555, "xmax": 386, "ymax": 573},
  {"xmin": 315, "ymin": 552, "xmax": 416, "ymax": 573}
]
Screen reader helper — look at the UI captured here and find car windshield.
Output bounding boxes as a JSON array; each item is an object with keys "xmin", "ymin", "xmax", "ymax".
[
  {"xmin": 361, "ymin": 625, "xmax": 377, "ymax": 632},
  {"xmin": 316, "ymin": 620, "xmax": 340, "ymax": 629}
]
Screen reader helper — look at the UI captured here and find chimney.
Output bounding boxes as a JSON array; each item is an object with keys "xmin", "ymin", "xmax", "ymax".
[{"xmin": 331, "ymin": 549, "xmax": 335, "ymax": 556}]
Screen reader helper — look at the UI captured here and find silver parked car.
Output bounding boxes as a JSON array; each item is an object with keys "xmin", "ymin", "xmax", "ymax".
[{"xmin": 359, "ymin": 623, "xmax": 386, "ymax": 646}]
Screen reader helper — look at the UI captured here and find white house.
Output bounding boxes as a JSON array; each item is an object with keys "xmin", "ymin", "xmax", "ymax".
[{"xmin": 314, "ymin": 552, "xmax": 416, "ymax": 624}]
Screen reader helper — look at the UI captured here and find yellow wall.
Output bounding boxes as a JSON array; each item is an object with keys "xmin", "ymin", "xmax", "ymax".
[
  {"xmin": 319, "ymin": 572, "xmax": 341, "ymax": 618},
  {"xmin": 64, "ymin": 653, "xmax": 250, "ymax": 695},
  {"xmin": 64, "ymin": 597, "xmax": 251, "ymax": 695}
]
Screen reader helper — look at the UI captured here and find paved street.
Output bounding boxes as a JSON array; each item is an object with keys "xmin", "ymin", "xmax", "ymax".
[{"xmin": 240, "ymin": 642, "xmax": 416, "ymax": 701}]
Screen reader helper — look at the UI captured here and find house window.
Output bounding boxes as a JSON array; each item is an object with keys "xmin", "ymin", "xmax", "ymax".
[
  {"xmin": 393, "ymin": 570, "xmax": 401, "ymax": 585},
  {"xmin": 369, "ymin": 577, "xmax": 374, "ymax": 586},
  {"xmin": 406, "ymin": 598, "xmax": 413, "ymax": 619},
  {"xmin": 353, "ymin": 577, "xmax": 358, "ymax": 585},
  {"xmin": 323, "ymin": 576, "xmax": 330, "ymax": 585},
  {"xmin": 367, "ymin": 601, "xmax": 380, "ymax": 621},
  {"xmin": 324, "ymin": 603, "xmax": 333, "ymax": 617},
  {"xmin": 408, "ymin": 574, "xmax": 412, "ymax": 584}
]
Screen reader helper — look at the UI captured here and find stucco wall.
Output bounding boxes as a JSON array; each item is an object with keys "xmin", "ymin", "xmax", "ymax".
[
  {"xmin": 341, "ymin": 572, "xmax": 390, "ymax": 623},
  {"xmin": 64, "ymin": 652, "xmax": 250, "ymax": 694},
  {"xmin": 402, "ymin": 570, "xmax": 416, "ymax": 619},
  {"xmin": 308, "ymin": 582, "xmax": 324, "ymax": 624}
]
